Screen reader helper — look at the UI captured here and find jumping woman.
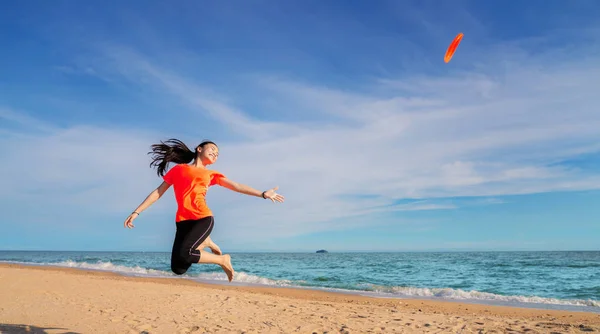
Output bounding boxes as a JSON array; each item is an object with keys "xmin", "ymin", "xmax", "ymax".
[{"xmin": 123, "ymin": 139, "xmax": 285, "ymax": 282}]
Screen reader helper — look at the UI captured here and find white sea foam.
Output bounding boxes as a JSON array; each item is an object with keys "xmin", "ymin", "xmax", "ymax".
[
  {"xmin": 2, "ymin": 260, "xmax": 292, "ymax": 286},
  {"xmin": 373, "ymin": 285, "xmax": 600, "ymax": 308},
  {"xmin": 41, "ymin": 260, "xmax": 174, "ymax": 277},
  {"xmin": 189, "ymin": 271, "xmax": 293, "ymax": 286}
]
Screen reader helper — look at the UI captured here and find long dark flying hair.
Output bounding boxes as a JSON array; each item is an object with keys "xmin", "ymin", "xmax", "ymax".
[{"xmin": 148, "ymin": 138, "xmax": 217, "ymax": 177}]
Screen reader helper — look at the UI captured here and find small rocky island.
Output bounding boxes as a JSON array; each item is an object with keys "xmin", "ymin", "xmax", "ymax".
[{"xmin": 316, "ymin": 249, "xmax": 328, "ymax": 253}]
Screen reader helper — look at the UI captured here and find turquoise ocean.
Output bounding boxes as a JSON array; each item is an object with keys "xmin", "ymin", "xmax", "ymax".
[{"xmin": 1, "ymin": 251, "xmax": 598, "ymax": 313}]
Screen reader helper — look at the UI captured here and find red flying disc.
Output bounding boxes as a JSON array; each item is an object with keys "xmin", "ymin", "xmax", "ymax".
[{"xmin": 444, "ymin": 33, "xmax": 464, "ymax": 63}]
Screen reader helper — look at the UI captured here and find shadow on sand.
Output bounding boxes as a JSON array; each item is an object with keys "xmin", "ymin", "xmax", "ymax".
[{"xmin": 0, "ymin": 323, "xmax": 80, "ymax": 334}]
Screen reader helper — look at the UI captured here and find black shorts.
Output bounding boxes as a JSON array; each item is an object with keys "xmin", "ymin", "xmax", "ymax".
[{"xmin": 170, "ymin": 216, "xmax": 214, "ymax": 275}]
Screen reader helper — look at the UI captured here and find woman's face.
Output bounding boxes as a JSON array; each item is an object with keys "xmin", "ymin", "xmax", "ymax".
[{"xmin": 198, "ymin": 143, "xmax": 219, "ymax": 165}]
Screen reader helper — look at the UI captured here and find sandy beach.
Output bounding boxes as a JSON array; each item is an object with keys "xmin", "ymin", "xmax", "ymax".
[{"xmin": 1, "ymin": 263, "xmax": 599, "ymax": 334}]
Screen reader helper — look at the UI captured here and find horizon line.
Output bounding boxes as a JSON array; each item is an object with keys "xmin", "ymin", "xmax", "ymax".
[{"xmin": 1, "ymin": 249, "xmax": 599, "ymax": 253}]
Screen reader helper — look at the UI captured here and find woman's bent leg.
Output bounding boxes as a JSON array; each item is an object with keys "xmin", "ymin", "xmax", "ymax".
[
  {"xmin": 176, "ymin": 217, "xmax": 234, "ymax": 281},
  {"xmin": 170, "ymin": 221, "xmax": 193, "ymax": 275}
]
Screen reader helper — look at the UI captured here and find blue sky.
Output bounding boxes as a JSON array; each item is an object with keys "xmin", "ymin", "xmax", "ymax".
[{"xmin": 1, "ymin": 0, "xmax": 600, "ymax": 252}]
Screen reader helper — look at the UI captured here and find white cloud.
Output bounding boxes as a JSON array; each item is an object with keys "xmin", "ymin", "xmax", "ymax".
[
  {"xmin": 0, "ymin": 112, "xmax": 172, "ymax": 220},
  {"xmin": 2, "ymin": 33, "xmax": 600, "ymax": 245}
]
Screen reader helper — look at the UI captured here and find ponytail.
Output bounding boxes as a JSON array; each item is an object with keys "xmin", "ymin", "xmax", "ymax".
[{"xmin": 148, "ymin": 138, "xmax": 196, "ymax": 177}]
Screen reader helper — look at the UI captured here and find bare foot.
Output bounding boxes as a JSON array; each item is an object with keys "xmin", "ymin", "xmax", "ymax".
[{"xmin": 220, "ymin": 254, "xmax": 234, "ymax": 282}]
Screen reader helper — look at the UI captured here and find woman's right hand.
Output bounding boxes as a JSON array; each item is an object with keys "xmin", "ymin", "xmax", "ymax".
[{"xmin": 124, "ymin": 212, "xmax": 139, "ymax": 229}]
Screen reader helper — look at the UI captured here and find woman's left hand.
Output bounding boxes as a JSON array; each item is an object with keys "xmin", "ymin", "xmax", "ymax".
[{"xmin": 264, "ymin": 186, "xmax": 285, "ymax": 203}]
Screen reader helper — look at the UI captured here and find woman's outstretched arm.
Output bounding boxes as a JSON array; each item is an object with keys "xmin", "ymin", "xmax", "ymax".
[
  {"xmin": 124, "ymin": 181, "xmax": 172, "ymax": 228},
  {"xmin": 217, "ymin": 177, "xmax": 285, "ymax": 203}
]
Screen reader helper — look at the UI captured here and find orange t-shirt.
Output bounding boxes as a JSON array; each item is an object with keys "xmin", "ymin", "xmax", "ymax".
[{"xmin": 163, "ymin": 164, "xmax": 225, "ymax": 222}]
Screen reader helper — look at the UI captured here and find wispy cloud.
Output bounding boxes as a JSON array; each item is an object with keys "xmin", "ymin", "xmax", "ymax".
[{"xmin": 0, "ymin": 107, "xmax": 57, "ymax": 134}]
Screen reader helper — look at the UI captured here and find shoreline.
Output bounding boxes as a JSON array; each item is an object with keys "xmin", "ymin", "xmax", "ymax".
[
  {"xmin": 0, "ymin": 262, "xmax": 600, "ymax": 315},
  {"xmin": 0, "ymin": 263, "xmax": 600, "ymax": 319},
  {"xmin": 2, "ymin": 262, "xmax": 599, "ymax": 315}
]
